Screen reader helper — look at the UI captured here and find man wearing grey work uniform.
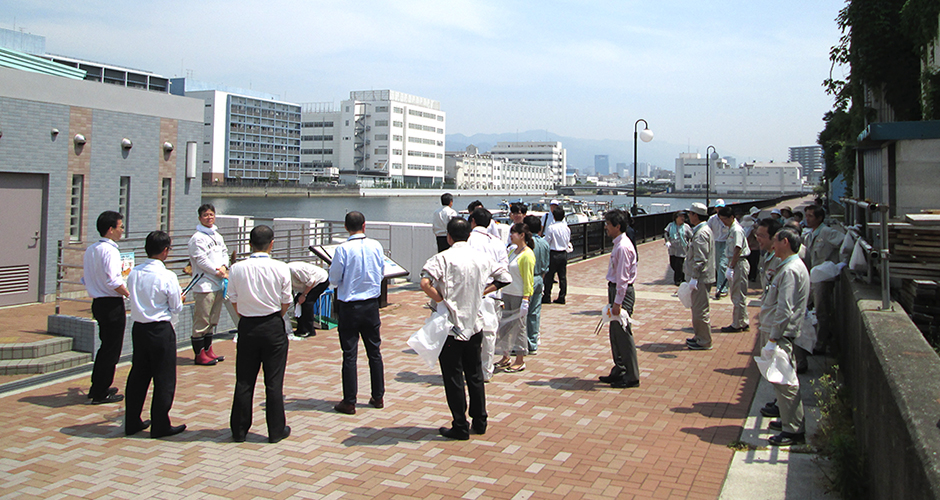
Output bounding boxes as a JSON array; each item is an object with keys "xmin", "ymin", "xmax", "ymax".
[
  {"xmin": 684, "ymin": 203, "xmax": 716, "ymax": 350},
  {"xmin": 762, "ymin": 228, "xmax": 810, "ymax": 446},
  {"xmin": 718, "ymin": 206, "xmax": 751, "ymax": 332}
]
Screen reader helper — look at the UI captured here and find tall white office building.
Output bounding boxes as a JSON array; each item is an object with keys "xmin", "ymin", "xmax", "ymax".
[
  {"xmin": 170, "ymin": 79, "xmax": 301, "ymax": 183},
  {"xmin": 788, "ymin": 145, "xmax": 824, "ymax": 184},
  {"xmin": 489, "ymin": 141, "xmax": 567, "ymax": 186},
  {"xmin": 301, "ymin": 90, "xmax": 445, "ymax": 186}
]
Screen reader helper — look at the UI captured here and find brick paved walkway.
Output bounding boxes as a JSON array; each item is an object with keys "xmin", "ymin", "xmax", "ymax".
[{"xmin": 0, "ymin": 239, "xmax": 761, "ymax": 500}]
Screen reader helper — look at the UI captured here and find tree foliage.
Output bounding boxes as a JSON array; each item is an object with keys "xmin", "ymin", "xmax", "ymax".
[{"xmin": 818, "ymin": 0, "xmax": 939, "ymax": 185}]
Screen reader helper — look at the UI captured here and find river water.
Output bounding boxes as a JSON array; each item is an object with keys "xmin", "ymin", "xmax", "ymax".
[{"xmin": 203, "ymin": 193, "xmax": 766, "ymax": 224}]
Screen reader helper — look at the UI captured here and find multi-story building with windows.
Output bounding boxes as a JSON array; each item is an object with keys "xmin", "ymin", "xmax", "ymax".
[
  {"xmin": 301, "ymin": 90, "xmax": 445, "ymax": 186},
  {"xmin": 446, "ymin": 146, "xmax": 553, "ymax": 190},
  {"xmin": 170, "ymin": 79, "xmax": 301, "ymax": 183},
  {"xmin": 675, "ymin": 152, "xmax": 729, "ymax": 191},
  {"xmin": 594, "ymin": 155, "xmax": 610, "ymax": 176},
  {"xmin": 676, "ymin": 153, "xmax": 802, "ymax": 194},
  {"xmin": 489, "ymin": 141, "xmax": 567, "ymax": 186},
  {"xmin": 788, "ymin": 145, "xmax": 824, "ymax": 184}
]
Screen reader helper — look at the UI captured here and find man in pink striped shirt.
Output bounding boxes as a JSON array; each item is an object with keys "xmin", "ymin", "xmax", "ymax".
[{"xmin": 598, "ymin": 209, "xmax": 640, "ymax": 389}]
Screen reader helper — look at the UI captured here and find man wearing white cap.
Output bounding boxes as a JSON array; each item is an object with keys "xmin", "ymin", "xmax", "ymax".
[
  {"xmin": 707, "ymin": 199, "xmax": 730, "ymax": 299},
  {"xmin": 684, "ymin": 202, "xmax": 716, "ymax": 350}
]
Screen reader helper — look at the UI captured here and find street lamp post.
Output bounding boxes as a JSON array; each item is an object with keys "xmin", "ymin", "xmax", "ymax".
[
  {"xmin": 633, "ymin": 119, "xmax": 654, "ymax": 215},
  {"xmin": 705, "ymin": 145, "xmax": 718, "ymax": 208}
]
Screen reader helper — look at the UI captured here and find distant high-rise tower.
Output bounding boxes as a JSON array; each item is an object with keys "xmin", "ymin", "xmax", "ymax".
[
  {"xmin": 788, "ymin": 145, "xmax": 824, "ymax": 183},
  {"xmin": 615, "ymin": 162, "xmax": 628, "ymax": 177},
  {"xmin": 594, "ymin": 155, "xmax": 610, "ymax": 176}
]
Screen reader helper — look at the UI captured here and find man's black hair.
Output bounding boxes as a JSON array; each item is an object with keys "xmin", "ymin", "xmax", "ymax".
[
  {"xmin": 758, "ymin": 217, "xmax": 782, "ymax": 238},
  {"xmin": 467, "ymin": 200, "xmax": 483, "ymax": 212},
  {"xmin": 249, "ymin": 225, "xmax": 274, "ymax": 251},
  {"xmin": 96, "ymin": 211, "xmax": 123, "ymax": 237},
  {"xmin": 345, "ymin": 211, "xmax": 365, "ymax": 232},
  {"xmin": 468, "ymin": 207, "xmax": 492, "ymax": 228},
  {"xmin": 604, "ymin": 209, "xmax": 628, "ymax": 233},
  {"xmin": 441, "ymin": 193, "xmax": 453, "ymax": 206},
  {"xmin": 145, "ymin": 231, "xmax": 172, "ymax": 258},
  {"xmin": 523, "ymin": 214, "xmax": 541, "ymax": 235},
  {"xmin": 717, "ymin": 206, "xmax": 734, "ymax": 218},
  {"xmin": 510, "ymin": 202, "xmax": 527, "ymax": 215},
  {"xmin": 447, "ymin": 217, "xmax": 471, "ymax": 242},
  {"xmin": 776, "ymin": 228, "xmax": 802, "ymax": 253},
  {"xmin": 551, "ymin": 205, "xmax": 565, "ymax": 221}
]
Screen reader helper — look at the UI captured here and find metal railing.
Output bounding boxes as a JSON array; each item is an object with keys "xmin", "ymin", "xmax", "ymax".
[
  {"xmin": 842, "ymin": 197, "xmax": 892, "ymax": 311},
  {"xmin": 54, "ymin": 222, "xmax": 372, "ymax": 315}
]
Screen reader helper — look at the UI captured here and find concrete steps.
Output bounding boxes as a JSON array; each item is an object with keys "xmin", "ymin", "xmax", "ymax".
[{"xmin": 0, "ymin": 337, "xmax": 90, "ymax": 375}]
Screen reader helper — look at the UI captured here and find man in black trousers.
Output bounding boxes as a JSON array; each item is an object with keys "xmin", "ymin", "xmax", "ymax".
[
  {"xmin": 228, "ymin": 226, "xmax": 294, "ymax": 443},
  {"xmin": 125, "ymin": 231, "xmax": 186, "ymax": 438},
  {"xmin": 83, "ymin": 211, "xmax": 129, "ymax": 405}
]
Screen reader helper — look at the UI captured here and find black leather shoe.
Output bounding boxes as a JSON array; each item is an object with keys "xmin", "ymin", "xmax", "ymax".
[
  {"xmin": 91, "ymin": 393, "xmax": 124, "ymax": 405},
  {"xmin": 126, "ymin": 420, "xmax": 151, "ymax": 436},
  {"xmin": 760, "ymin": 404, "xmax": 781, "ymax": 418},
  {"xmin": 598, "ymin": 375, "xmax": 616, "ymax": 383},
  {"xmin": 552, "ymin": 298, "xmax": 566, "ymax": 304},
  {"xmin": 89, "ymin": 387, "xmax": 118, "ymax": 399},
  {"xmin": 768, "ymin": 420, "xmax": 783, "ymax": 431},
  {"xmin": 610, "ymin": 380, "xmax": 640, "ymax": 389},
  {"xmin": 769, "ymin": 432, "xmax": 805, "ymax": 446},
  {"xmin": 439, "ymin": 426, "xmax": 470, "ymax": 440},
  {"xmin": 151, "ymin": 424, "xmax": 186, "ymax": 439},
  {"xmin": 232, "ymin": 434, "xmax": 246, "ymax": 443},
  {"xmin": 334, "ymin": 401, "xmax": 356, "ymax": 415},
  {"xmin": 471, "ymin": 420, "xmax": 487, "ymax": 435},
  {"xmin": 269, "ymin": 426, "xmax": 291, "ymax": 444},
  {"xmin": 369, "ymin": 397, "xmax": 384, "ymax": 409}
]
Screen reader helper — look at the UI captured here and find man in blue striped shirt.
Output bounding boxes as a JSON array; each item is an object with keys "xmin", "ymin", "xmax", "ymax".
[{"xmin": 329, "ymin": 211, "xmax": 386, "ymax": 415}]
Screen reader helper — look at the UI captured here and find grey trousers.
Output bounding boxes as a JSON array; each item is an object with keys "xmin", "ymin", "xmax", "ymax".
[
  {"xmin": 607, "ymin": 282, "xmax": 639, "ymax": 384},
  {"xmin": 730, "ymin": 260, "xmax": 750, "ymax": 328},
  {"xmin": 691, "ymin": 282, "xmax": 712, "ymax": 347},
  {"xmin": 771, "ymin": 337, "xmax": 805, "ymax": 434}
]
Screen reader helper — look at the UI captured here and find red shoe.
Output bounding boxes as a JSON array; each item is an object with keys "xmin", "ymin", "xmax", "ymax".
[
  {"xmin": 195, "ymin": 348, "xmax": 218, "ymax": 366},
  {"xmin": 206, "ymin": 345, "xmax": 225, "ymax": 362}
]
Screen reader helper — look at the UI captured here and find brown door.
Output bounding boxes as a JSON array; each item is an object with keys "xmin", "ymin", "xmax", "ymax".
[{"xmin": 0, "ymin": 173, "xmax": 45, "ymax": 306}]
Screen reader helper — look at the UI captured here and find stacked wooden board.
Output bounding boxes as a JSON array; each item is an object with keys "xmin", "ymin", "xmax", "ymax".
[
  {"xmin": 884, "ymin": 216, "xmax": 940, "ymax": 280},
  {"xmin": 898, "ymin": 279, "xmax": 940, "ymax": 339}
]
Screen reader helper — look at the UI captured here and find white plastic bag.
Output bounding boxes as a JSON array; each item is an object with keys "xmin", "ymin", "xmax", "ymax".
[
  {"xmin": 794, "ymin": 310, "xmax": 817, "ymax": 353},
  {"xmin": 849, "ymin": 239, "xmax": 868, "ymax": 272},
  {"xmin": 754, "ymin": 341, "xmax": 799, "ymax": 386},
  {"xmin": 677, "ymin": 282, "xmax": 693, "ymax": 308},
  {"xmin": 407, "ymin": 308, "xmax": 452, "ymax": 369},
  {"xmin": 810, "ymin": 261, "xmax": 845, "ymax": 283}
]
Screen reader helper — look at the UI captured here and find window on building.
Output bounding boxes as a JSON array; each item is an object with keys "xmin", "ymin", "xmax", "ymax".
[
  {"xmin": 392, "ymin": 149, "xmax": 403, "ymax": 155},
  {"xmin": 393, "ymin": 121, "xmax": 403, "ymax": 128},
  {"xmin": 159, "ymin": 178, "xmax": 171, "ymax": 231},
  {"xmin": 392, "ymin": 135, "xmax": 402, "ymax": 141},
  {"xmin": 375, "ymin": 106, "xmax": 388, "ymax": 112},
  {"xmin": 375, "ymin": 134, "xmax": 388, "ymax": 140},
  {"xmin": 375, "ymin": 120, "xmax": 389, "ymax": 126},
  {"xmin": 118, "ymin": 177, "xmax": 131, "ymax": 233},
  {"xmin": 375, "ymin": 148, "xmax": 388, "ymax": 155},
  {"xmin": 393, "ymin": 107, "xmax": 403, "ymax": 114},
  {"xmin": 69, "ymin": 175, "xmax": 83, "ymax": 242}
]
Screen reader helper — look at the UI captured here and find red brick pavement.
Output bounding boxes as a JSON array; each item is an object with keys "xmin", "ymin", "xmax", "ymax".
[{"xmin": 0, "ymin": 240, "xmax": 762, "ymax": 499}]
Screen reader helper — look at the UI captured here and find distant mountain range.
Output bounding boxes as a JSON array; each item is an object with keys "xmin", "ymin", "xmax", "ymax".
[{"xmin": 446, "ymin": 130, "xmax": 717, "ymax": 173}]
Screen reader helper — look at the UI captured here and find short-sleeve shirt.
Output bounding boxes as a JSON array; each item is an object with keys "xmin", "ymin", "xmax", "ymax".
[{"xmin": 228, "ymin": 253, "xmax": 292, "ymax": 317}]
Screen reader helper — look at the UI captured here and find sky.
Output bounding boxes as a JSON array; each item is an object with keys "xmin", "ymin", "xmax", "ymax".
[{"xmin": 3, "ymin": 0, "xmax": 849, "ymax": 166}]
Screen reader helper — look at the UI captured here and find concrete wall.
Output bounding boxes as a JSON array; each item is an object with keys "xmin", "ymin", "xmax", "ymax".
[{"xmin": 836, "ymin": 272, "xmax": 940, "ymax": 499}]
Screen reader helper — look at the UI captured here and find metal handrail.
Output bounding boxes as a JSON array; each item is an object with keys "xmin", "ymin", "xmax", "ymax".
[{"xmin": 841, "ymin": 197, "xmax": 891, "ymax": 311}]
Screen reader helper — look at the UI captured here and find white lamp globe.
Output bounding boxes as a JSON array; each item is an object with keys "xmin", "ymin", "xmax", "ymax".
[{"xmin": 639, "ymin": 128, "xmax": 654, "ymax": 143}]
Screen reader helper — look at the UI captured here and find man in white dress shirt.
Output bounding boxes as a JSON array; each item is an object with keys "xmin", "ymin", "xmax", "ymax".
[
  {"xmin": 467, "ymin": 207, "xmax": 509, "ymax": 383},
  {"xmin": 432, "ymin": 193, "xmax": 459, "ymax": 252},
  {"xmin": 83, "ymin": 211, "xmax": 129, "ymax": 405},
  {"xmin": 228, "ymin": 225, "xmax": 294, "ymax": 444},
  {"xmin": 125, "ymin": 231, "xmax": 186, "ymax": 438},
  {"xmin": 542, "ymin": 205, "xmax": 571, "ymax": 305}
]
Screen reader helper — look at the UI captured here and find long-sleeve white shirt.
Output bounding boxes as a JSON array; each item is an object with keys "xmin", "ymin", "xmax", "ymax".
[
  {"xmin": 127, "ymin": 259, "xmax": 183, "ymax": 323},
  {"xmin": 82, "ymin": 238, "xmax": 125, "ymax": 298}
]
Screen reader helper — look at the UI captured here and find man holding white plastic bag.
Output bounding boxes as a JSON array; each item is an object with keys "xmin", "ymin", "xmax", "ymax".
[
  {"xmin": 597, "ymin": 210, "xmax": 641, "ymax": 389},
  {"xmin": 684, "ymin": 203, "xmax": 716, "ymax": 350},
  {"xmin": 420, "ymin": 218, "xmax": 511, "ymax": 440},
  {"xmin": 760, "ymin": 227, "xmax": 810, "ymax": 446}
]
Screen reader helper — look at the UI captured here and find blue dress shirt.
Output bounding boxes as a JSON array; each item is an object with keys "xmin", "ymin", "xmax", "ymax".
[{"xmin": 329, "ymin": 233, "xmax": 385, "ymax": 302}]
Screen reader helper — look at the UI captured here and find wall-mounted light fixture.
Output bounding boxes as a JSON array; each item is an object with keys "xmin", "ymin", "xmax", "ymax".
[
  {"xmin": 51, "ymin": 128, "xmax": 59, "ymax": 136},
  {"xmin": 121, "ymin": 138, "xmax": 133, "ymax": 149},
  {"xmin": 185, "ymin": 141, "xmax": 197, "ymax": 179},
  {"xmin": 73, "ymin": 134, "xmax": 86, "ymax": 145},
  {"xmin": 163, "ymin": 141, "xmax": 174, "ymax": 152}
]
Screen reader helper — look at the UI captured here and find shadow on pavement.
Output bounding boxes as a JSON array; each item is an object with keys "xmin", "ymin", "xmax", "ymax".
[
  {"xmin": 394, "ymin": 371, "xmax": 443, "ymax": 386},
  {"xmin": 59, "ymin": 419, "xmax": 124, "ymax": 439},
  {"xmin": 19, "ymin": 387, "xmax": 89, "ymax": 408},
  {"xmin": 680, "ymin": 424, "xmax": 744, "ymax": 446},
  {"xmin": 638, "ymin": 342, "xmax": 688, "ymax": 353},
  {"xmin": 714, "ymin": 367, "xmax": 748, "ymax": 377},
  {"xmin": 341, "ymin": 426, "xmax": 438, "ymax": 446},
  {"xmin": 284, "ymin": 397, "xmax": 337, "ymax": 412},
  {"xmin": 671, "ymin": 400, "xmax": 750, "ymax": 419},
  {"xmin": 525, "ymin": 377, "xmax": 599, "ymax": 391}
]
